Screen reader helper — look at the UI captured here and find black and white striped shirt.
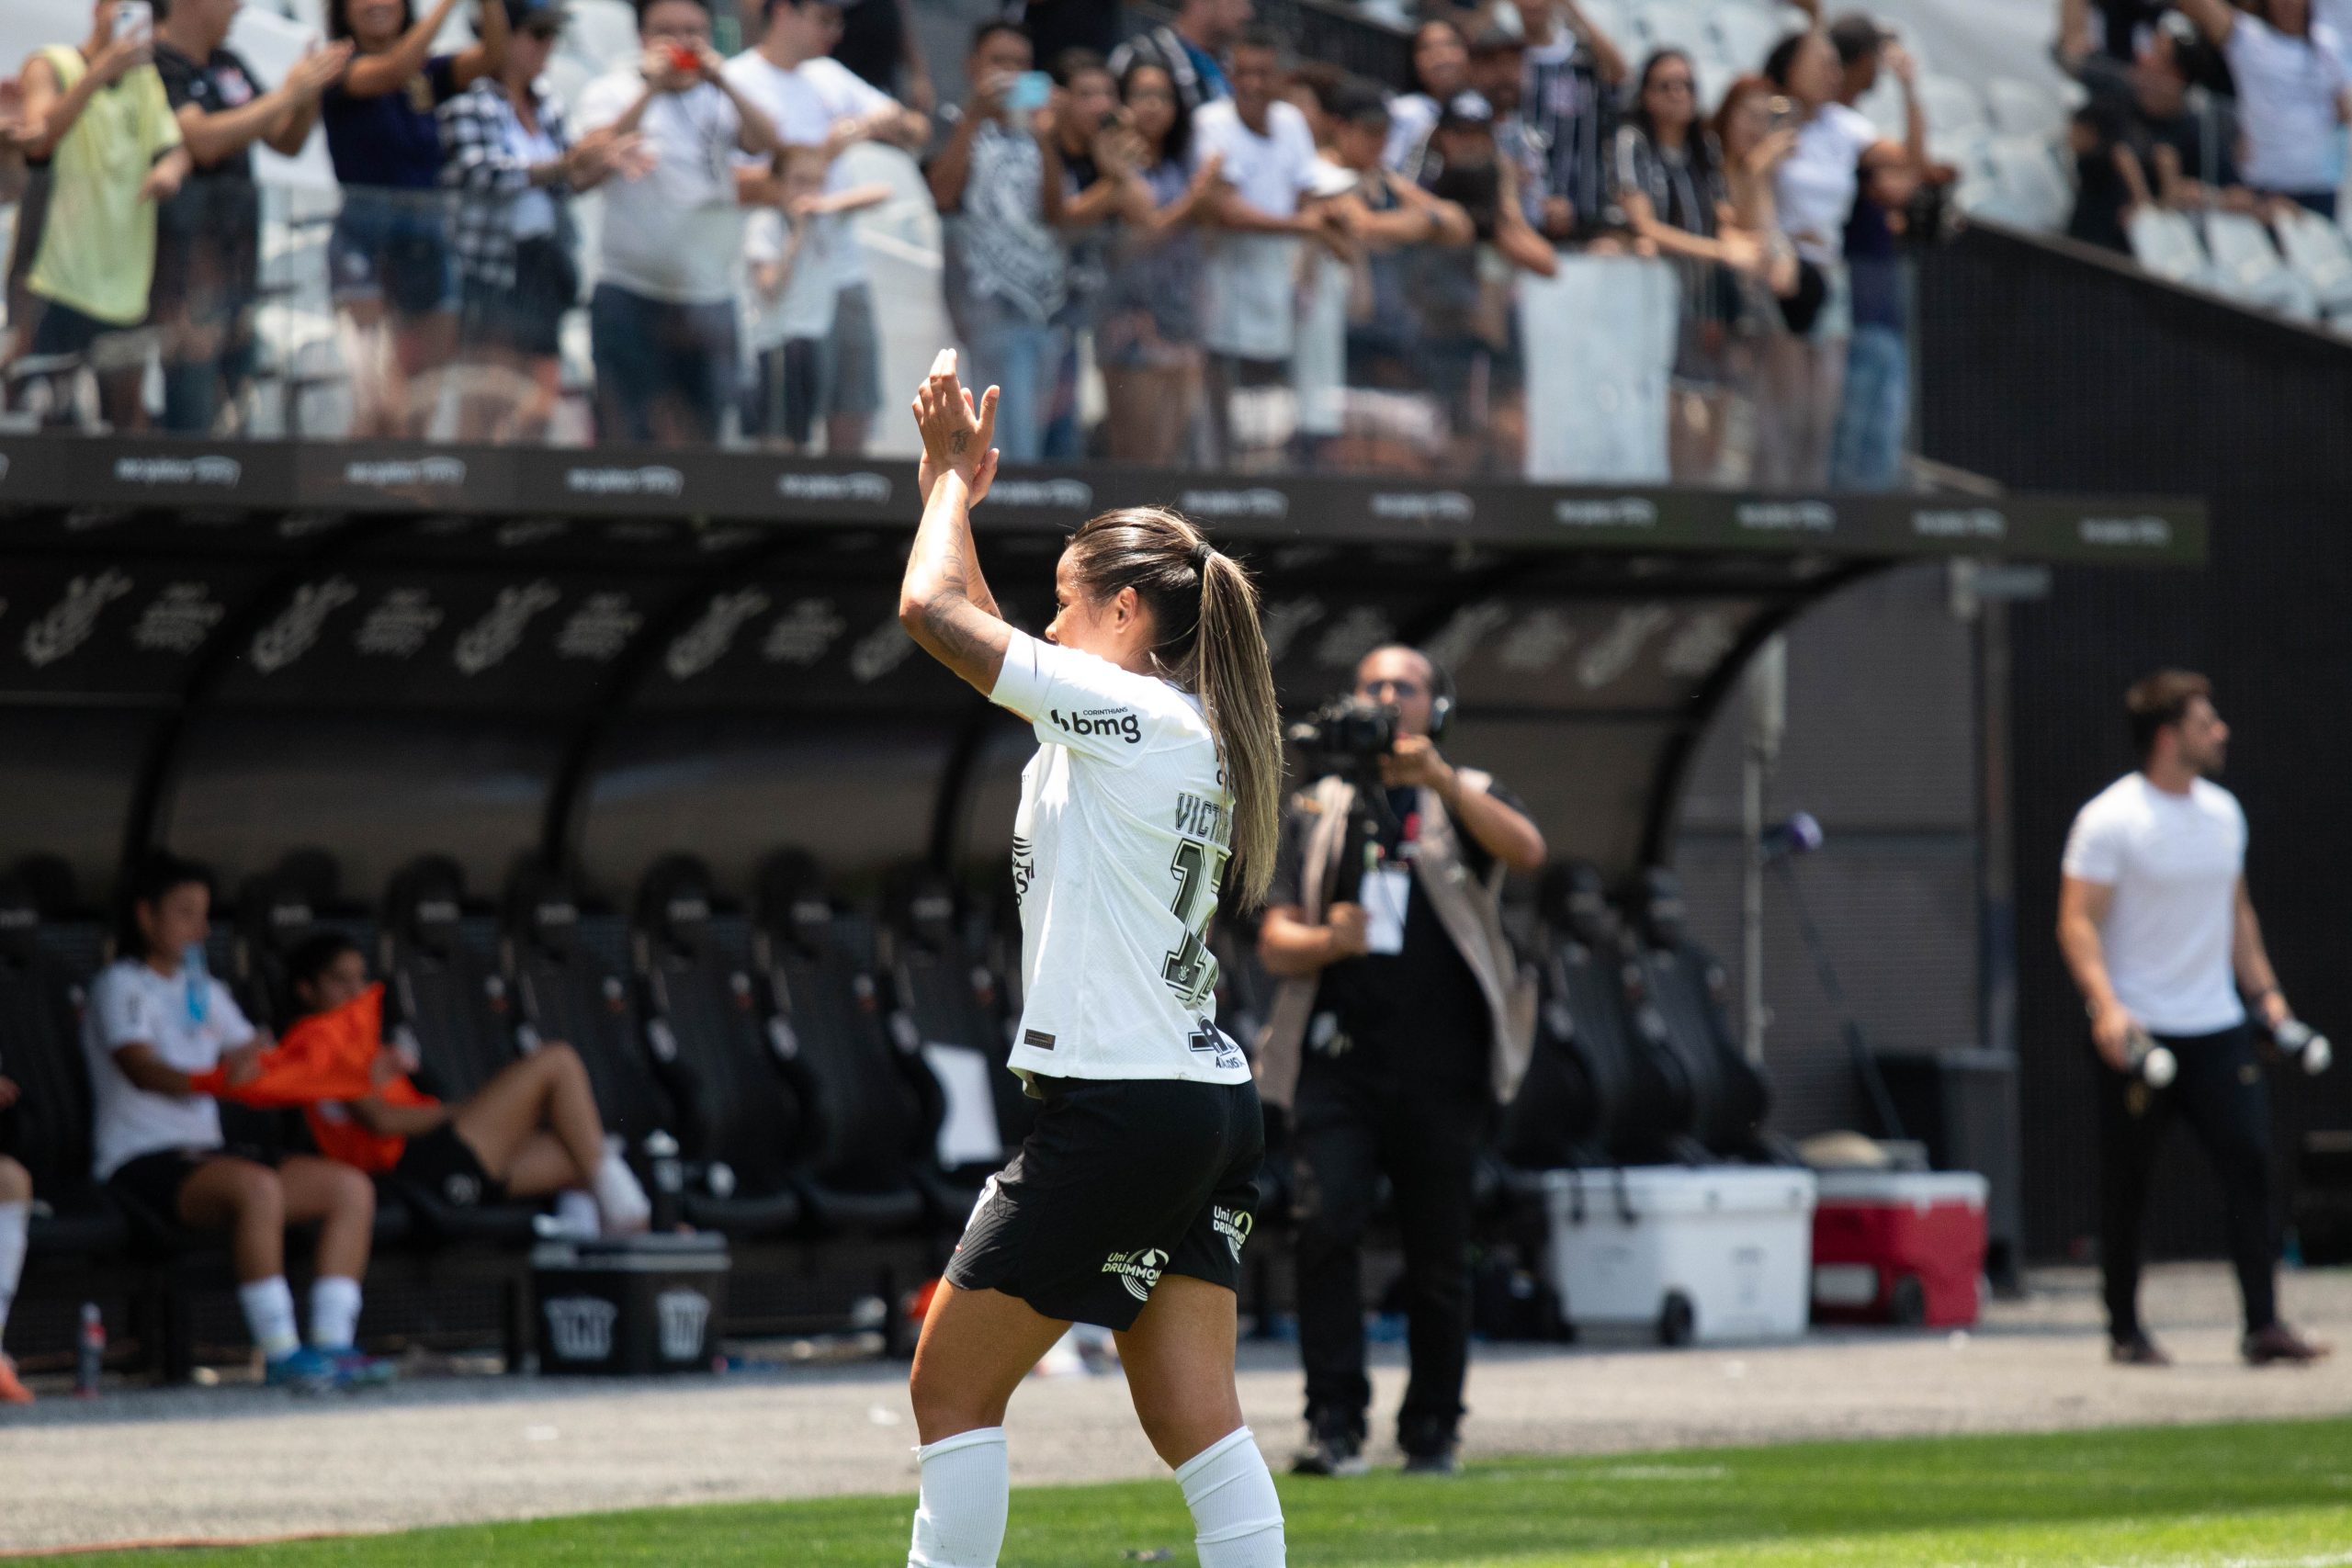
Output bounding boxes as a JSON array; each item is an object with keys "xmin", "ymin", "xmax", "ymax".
[{"xmin": 1523, "ymin": 35, "xmax": 1613, "ymax": 231}]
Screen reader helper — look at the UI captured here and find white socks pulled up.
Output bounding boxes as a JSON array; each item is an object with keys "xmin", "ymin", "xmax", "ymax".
[
  {"xmin": 1177, "ymin": 1427, "xmax": 1287, "ymax": 1568},
  {"xmin": 237, "ymin": 1276, "xmax": 301, "ymax": 1360},
  {"xmin": 0, "ymin": 1198, "xmax": 28, "ymax": 1344},
  {"xmin": 908, "ymin": 1426, "xmax": 1009, "ymax": 1568},
  {"xmin": 594, "ymin": 1141, "xmax": 651, "ymax": 1235},
  {"xmin": 310, "ymin": 1275, "xmax": 362, "ymax": 1350}
]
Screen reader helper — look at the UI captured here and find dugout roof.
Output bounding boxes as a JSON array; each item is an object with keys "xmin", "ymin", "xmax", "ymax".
[{"xmin": 0, "ymin": 437, "xmax": 2203, "ymax": 910}]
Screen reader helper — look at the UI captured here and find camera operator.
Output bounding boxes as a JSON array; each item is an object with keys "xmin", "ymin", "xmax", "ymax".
[
  {"xmin": 2057, "ymin": 670, "xmax": 2330, "ymax": 1369},
  {"xmin": 1258, "ymin": 645, "xmax": 1544, "ymax": 1477}
]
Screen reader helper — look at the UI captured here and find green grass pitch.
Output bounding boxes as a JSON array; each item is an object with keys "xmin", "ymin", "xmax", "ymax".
[{"xmin": 45, "ymin": 1416, "xmax": 2352, "ymax": 1565}]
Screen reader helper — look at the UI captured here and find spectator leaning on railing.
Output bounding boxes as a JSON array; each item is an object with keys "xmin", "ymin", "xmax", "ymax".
[
  {"xmin": 1470, "ymin": 28, "xmax": 1549, "ymax": 230},
  {"xmin": 1092, "ymin": 60, "xmax": 1220, "ymax": 466},
  {"xmin": 1038, "ymin": 49, "xmax": 1136, "ymax": 458},
  {"xmin": 2176, "ymin": 0, "xmax": 2349, "ymax": 218},
  {"xmin": 574, "ymin": 0, "xmax": 781, "ymax": 446},
  {"xmin": 1109, "ymin": 0, "xmax": 1250, "ymax": 112},
  {"xmin": 17, "ymin": 1, "xmax": 190, "ymax": 433},
  {"xmin": 439, "ymin": 0, "xmax": 644, "ymax": 444},
  {"xmin": 1415, "ymin": 96, "xmax": 1554, "ymax": 473},
  {"xmin": 926, "ymin": 21, "xmax": 1066, "ymax": 463},
  {"xmin": 726, "ymin": 0, "xmax": 928, "ymax": 458},
  {"xmin": 1514, "ymin": 0, "xmax": 1627, "ymax": 246},
  {"xmin": 1386, "ymin": 17, "xmax": 1478, "ymax": 175},
  {"xmin": 1614, "ymin": 48, "xmax": 1770, "ymax": 484},
  {"xmin": 1195, "ymin": 27, "xmax": 1346, "ymax": 465},
  {"xmin": 322, "ymin": 0, "xmax": 510, "ymax": 439},
  {"xmin": 153, "ymin": 0, "xmax": 350, "ymax": 437}
]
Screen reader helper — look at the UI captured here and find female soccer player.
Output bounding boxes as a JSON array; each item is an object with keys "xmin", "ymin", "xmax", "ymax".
[{"xmin": 897, "ymin": 350, "xmax": 1287, "ymax": 1568}]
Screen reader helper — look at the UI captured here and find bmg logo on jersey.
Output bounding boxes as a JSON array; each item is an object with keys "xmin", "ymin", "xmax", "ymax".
[
  {"xmin": 1102, "ymin": 1247, "xmax": 1170, "ymax": 1303},
  {"xmin": 1051, "ymin": 706, "xmax": 1142, "ymax": 744}
]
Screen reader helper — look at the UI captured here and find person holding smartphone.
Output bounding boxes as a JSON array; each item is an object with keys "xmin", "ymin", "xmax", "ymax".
[
  {"xmin": 16, "ymin": 0, "xmax": 190, "ymax": 431},
  {"xmin": 573, "ymin": 0, "xmax": 782, "ymax": 445},
  {"xmin": 926, "ymin": 22, "xmax": 1069, "ymax": 463}
]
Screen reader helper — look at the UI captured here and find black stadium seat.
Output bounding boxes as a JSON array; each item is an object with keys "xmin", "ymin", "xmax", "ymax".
[
  {"xmin": 504, "ymin": 862, "xmax": 676, "ymax": 1152},
  {"xmin": 379, "ymin": 856, "xmax": 540, "ymax": 1240},
  {"xmin": 0, "ymin": 875, "xmax": 128, "ymax": 1258},
  {"xmin": 633, "ymin": 855, "xmax": 804, "ymax": 1238},
  {"xmin": 753, "ymin": 852, "xmax": 931, "ymax": 1233},
  {"xmin": 1537, "ymin": 863, "xmax": 1705, "ymax": 1167},
  {"xmin": 885, "ymin": 868, "xmax": 1033, "ymax": 1164},
  {"xmin": 1626, "ymin": 868, "xmax": 1790, "ymax": 1165}
]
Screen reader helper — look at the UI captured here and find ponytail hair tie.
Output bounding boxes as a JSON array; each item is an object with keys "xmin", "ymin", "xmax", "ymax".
[{"xmin": 1191, "ymin": 540, "xmax": 1216, "ymax": 569}]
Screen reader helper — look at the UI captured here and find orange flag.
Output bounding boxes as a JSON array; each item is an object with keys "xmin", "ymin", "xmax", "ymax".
[{"xmin": 189, "ymin": 985, "xmax": 439, "ymax": 1173}]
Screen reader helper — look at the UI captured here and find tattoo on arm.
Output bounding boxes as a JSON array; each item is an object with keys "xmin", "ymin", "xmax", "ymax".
[{"xmin": 950, "ymin": 433, "xmax": 969, "ymax": 457}]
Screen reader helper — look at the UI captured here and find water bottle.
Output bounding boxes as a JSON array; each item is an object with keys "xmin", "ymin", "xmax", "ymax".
[
  {"xmin": 2122, "ymin": 1025, "xmax": 2177, "ymax": 1088},
  {"xmin": 183, "ymin": 941, "xmax": 210, "ymax": 1026},
  {"xmin": 645, "ymin": 1130, "xmax": 684, "ymax": 1234},
  {"xmin": 75, "ymin": 1302, "xmax": 105, "ymax": 1396}
]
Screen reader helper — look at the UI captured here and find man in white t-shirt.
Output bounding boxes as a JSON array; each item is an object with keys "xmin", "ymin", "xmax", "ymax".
[
  {"xmin": 2058, "ymin": 671, "xmax": 2330, "ymax": 1368},
  {"xmin": 1193, "ymin": 28, "xmax": 1342, "ymax": 465},
  {"xmin": 2178, "ymin": 0, "xmax": 2351, "ymax": 211},
  {"xmin": 575, "ymin": 0, "xmax": 783, "ymax": 446},
  {"xmin": 726, "ymin": 0, "xmax": 928, "ymax": 457}
]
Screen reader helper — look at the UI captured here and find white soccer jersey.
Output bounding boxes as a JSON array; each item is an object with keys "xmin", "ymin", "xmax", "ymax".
[{"xmin": 989, "ymin": 629, "xmax": 1249, "ymax": 1084}]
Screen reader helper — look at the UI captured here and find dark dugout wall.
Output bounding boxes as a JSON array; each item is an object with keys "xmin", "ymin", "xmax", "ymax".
[{"xmin": 1919, "ymin": 221, "xmax": 2352, "ymax": 1263}]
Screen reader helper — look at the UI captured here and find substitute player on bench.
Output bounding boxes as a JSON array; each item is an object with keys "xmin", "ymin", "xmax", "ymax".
[
  {"xmin": 896, "ymin": 350, "xmax": 1288, "ymax": 1568},
  {"xmin": 2057, "ymin": 670, "xmax": 2329, "ymax": 1368}
]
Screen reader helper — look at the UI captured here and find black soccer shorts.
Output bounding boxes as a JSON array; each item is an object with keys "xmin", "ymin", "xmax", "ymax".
[{"xmin": 945, "ymin": 1075, "xmax": 1265, "ymax": 1331}]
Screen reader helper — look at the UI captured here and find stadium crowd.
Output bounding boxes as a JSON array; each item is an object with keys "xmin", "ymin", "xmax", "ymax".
[
  {"xmin": 0, "ymin": 0, "xmax": 1970, "ymax": 486},
  {"xmin": 2058, "ymin": 0, "xmax": 2352, "ymax": 253}
]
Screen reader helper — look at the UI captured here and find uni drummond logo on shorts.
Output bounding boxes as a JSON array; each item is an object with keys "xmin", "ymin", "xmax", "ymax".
[
  {"xmin": 1214, "ymin": 1206, "xmax": 1254, "ymax": 1263},
  {"xmin": 1102, "ymin": 1247, "xmax": 1170, "ymax": 1303}
]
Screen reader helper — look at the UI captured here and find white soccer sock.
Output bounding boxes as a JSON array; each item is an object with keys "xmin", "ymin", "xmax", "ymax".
[
  {"xmin": 309, "ymin": 1275, "xmax": 363, "ymax": 1350},
  {"xmin": 237, "ymin": 1276, "xmax": 302, "ymax": 1360},
  {"xmin": 1176, "ymin": 1427, "xmax": 1287, "ymax": 1568},
  {"xmin": 0, "ymin": 1199, "xmax": 28, "ymax": 1344},
  {"xmin": 907, "ymin": 1426, "xmax": 1009, "ymax": 1568},
  {"xmin": 594, "ymin": 1152, "xmax": 651, "ymax": 1235},
  {"xmin": 553, "ymin": 1189, "xmax": 602, "ymax": 1240}
]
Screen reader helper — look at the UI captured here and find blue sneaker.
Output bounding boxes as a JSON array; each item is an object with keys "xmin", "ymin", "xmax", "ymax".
[
  {"xmin": 264, "ymin": 1347, "xmax": 341, "ymax": 1394},
  {"xmin": 317, "ymin": 1347, "xmax": 398, "ymax": 1388}
]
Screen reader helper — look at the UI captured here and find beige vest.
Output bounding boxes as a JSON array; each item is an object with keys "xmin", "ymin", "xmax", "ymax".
[{"xmin": 1256, "ymin": 771, "xmax": 1538, "ymax": 1109}]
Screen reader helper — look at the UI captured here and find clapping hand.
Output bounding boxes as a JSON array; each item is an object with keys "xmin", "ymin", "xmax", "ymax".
[{"xmin": 911, "ymin": 349, "xmax": 1001, "ymax": 506}]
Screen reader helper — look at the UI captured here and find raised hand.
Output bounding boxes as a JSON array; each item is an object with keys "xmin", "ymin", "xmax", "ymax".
[{"xmin": 910, "ymin": 348, "xmax": 1001, "ymax": 505}]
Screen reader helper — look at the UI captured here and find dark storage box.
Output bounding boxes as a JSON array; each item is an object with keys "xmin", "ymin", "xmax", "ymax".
[{"xmin": 533, "ymin": 1234, "xmax": 729, "ymax": 1375}]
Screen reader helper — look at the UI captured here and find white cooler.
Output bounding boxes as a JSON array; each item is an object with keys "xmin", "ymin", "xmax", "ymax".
[{"xmin": 1540, "ymin": 1166, "xmax": 1817, "ymax": 1345}]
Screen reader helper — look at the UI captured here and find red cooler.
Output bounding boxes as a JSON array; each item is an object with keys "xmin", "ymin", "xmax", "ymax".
[{"xmin": 1810, "ymin": 1170, "xmax": 1988, "ymax": 1326}]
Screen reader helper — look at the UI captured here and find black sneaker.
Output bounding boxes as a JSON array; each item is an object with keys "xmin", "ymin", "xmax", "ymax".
[
  {"xmin": 1401, "ymin": 1444, "xmax": 1460, "ymax": 1476},
  {"xmin": 1292, "ymin": 1426, "xmax": 1368, "ymax": 1477},
  {"xmin": 2243, "ymin": 1323, "xmax": 2332, "ymax": 1366},
  {"xmin": 2109, "ymin": 1333, "xmax": 2172, "ymax": 1367}
]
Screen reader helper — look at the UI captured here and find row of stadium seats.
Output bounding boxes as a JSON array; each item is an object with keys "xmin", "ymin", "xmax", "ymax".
[
  {"xmin": 1501, "ymin": 863, "xmax": 1796, "ymax": 1179},
  {"xmin": 0, "ymin": 846, "xmax": 1044, "ymax": 1370}
]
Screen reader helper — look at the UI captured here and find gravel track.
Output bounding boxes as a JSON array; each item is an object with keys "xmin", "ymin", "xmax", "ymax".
[{"xmin": 2, "ymin": 1264, "xmax": 2346, "ymax": 1554}]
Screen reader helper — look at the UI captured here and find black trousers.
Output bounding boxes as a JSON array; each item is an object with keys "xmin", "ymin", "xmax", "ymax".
[
  {"xmin": 1292, "ymin": 1070, "xmax": 1488, "ymax": 1455},
  {"xmin": 2097, "ymin": 1021, "xmax": 2278, "ymax": 1341}
]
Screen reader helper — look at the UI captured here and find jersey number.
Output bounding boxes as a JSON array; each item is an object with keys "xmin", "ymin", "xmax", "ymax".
[{"xmin": 1162, "ymin": 838, "xmax": 1227, "ymax": 1008}]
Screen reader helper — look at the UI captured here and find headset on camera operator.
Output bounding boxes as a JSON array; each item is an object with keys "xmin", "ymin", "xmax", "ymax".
[
  {"xmin": 1257, "ymin": 645, "xmax": 1544, "ymax": 1477},
  {"xmin": 2056, "ymin": 670, "xmax": 2330, "ymax": 1370}
]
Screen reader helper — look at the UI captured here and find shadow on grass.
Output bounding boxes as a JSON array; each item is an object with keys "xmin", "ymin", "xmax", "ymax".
[{"xmin": 54, "ymin": 1415, "xmax": 2352, "ymax": 1566}]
